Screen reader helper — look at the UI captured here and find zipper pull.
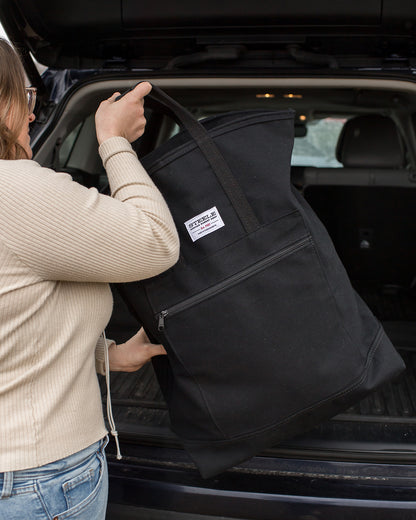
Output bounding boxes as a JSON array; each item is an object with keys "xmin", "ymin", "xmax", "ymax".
[{"xmin": 158, "ymin": 310, "xmax": 168, "ymax": 331}]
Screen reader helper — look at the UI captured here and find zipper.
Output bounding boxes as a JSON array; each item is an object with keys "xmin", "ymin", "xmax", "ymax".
[{"xmin": 157, "ymin": 235, "xmax": 311, "ymax": 331}]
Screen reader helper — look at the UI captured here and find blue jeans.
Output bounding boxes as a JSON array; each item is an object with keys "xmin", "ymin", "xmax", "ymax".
[{"xmin": 0, "ymin": 437, "xmax": 108, "ymax": 520}]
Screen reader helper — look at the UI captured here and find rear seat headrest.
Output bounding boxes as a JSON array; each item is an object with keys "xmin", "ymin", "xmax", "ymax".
[{"xmin": 336, "ymin": 114, "xmax": 404, "ymax": 168}]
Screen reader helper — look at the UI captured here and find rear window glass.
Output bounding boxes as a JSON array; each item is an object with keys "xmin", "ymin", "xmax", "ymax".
[
  {"xmin": 151, "ymin": 111, "xmax": 350, "ymax": 169},
  {"xmin": 291, "ymin": 117, "xmax": 348, "ymax": 167}
]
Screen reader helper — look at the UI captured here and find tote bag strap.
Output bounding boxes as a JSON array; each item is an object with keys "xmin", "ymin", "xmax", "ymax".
[{"xmin": 144, "ymin": 84, "xmax": 261, "ymax": 234}]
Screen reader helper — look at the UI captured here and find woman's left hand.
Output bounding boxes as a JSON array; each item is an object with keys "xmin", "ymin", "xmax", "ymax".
[{"xmin": 108, "ymin": 328, "xmax": 166, "ymax": 372}]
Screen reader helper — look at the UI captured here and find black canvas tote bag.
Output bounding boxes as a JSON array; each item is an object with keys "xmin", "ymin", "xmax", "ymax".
[{"xmin": 117, "ymin": 84, "xmax": 405, "ymax": 478}]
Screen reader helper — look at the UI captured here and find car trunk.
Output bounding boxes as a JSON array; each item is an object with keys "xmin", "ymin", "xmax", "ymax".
[
  {"xmin": 3, "ymin": 0, "xmax": 416, "ymax": 473},
  {"xmin": 69, "ymin": 76, "xmax": 415, "ymax": 470},
  {"xmin": 30, "ymin": 74, "xmax": 416, "ymax": 467}
]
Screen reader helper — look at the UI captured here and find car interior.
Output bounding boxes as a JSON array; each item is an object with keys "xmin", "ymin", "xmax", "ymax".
[{"xmin": 33, "ymin": 76, "xmax": 416, "ymax": 467}]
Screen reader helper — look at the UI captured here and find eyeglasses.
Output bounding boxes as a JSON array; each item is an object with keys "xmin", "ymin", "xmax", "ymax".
[{"xmin": 25, "ymin": 87, "xmax": 37, "ymax": 114}]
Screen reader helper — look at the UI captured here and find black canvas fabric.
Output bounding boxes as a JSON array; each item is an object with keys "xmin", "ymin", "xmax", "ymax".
[{"xmin": 117, "ymin": 85, "xmax": 405, "ymax": 478}]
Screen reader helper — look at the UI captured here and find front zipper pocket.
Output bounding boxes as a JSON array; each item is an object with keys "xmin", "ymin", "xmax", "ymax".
[
  {"xmin": 156, "ymin": 235, "xmax": 311, "ymax": 331},
  {"xmin": 150, "ymin": 229, "xmax": 357, "ymax": 440}
]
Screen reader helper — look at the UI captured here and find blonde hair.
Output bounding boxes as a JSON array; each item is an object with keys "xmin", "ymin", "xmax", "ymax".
[{"xmin": 0, "ymin": 39, "xmax": 29, "ymax": 160}]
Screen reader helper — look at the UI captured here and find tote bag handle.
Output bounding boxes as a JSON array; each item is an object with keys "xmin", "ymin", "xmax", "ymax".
[{"xmin": 121, "ymin": 83, "xmax": 260, "ymax": 234}]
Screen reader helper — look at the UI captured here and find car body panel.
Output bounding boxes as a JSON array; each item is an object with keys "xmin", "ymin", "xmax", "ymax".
[
  {"xmin": 105, "ymin": 445, "xmax": 416, "ymax": 519},
  {"xmin": 1, "ymin": 0, "xmax": 416, "ymax": 72}
]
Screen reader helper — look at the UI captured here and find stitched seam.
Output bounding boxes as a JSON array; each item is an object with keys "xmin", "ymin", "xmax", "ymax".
[
  {"xmin": 35, "ymin": 451, "xmax": 98, "ymax": 481},
  {"xmin": 63, "ymin": 469, "xmax": 94, "ymax": 509},
  {"xmin": 2, "ymin": 483, "xmax": 34, "ymax": 496},
  {"xmin": 29, "ymin": 341, "xmax": 41, "ymax": 469},
  {"xmin": 309, "ymin": 239, "xmax": 358, "ymax": 347},
  {"xmin": 34, "ymin": 481, "xmax": 54, "ymax": 520},
  {"xmin": 296, "ymin": 204, "xmax": 381, "ymax": 350},
  {"xmin": 0, "ymin": 237, "xmax": 44, "ymax": 283},
  {"xmin": 144, "ymin": 111, "xmax": 294, "ymax": 174},
  {"xmin": 56, "ymin": 447, "xmax": 105, "ymax": 519},
  {"xmin": 184, "ymin": 326, "xmax": 384, "ymax": 446},
  {"xmin": 146, "ymin": 209, "xmax": 302, "ymax": 288}
]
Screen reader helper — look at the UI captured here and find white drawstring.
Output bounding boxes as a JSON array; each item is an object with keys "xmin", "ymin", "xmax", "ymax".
[{"xmin": 103, "ymin": 331, "xmax": 122, "ymax": 460}]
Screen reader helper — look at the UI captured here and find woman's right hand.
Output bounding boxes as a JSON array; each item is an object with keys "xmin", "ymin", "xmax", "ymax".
[
  {"xmin": 108, "ymin": 328, "xmax": 167, "ymax": 373},
  {"xmin": 95, "ymin": 82, "xmax": 152, "ymax": 145}
]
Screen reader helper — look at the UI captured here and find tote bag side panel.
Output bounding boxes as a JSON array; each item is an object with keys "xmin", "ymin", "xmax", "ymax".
[{"xmin": 291, "ymin": 186, "xmax": 405, "ymax": 370}]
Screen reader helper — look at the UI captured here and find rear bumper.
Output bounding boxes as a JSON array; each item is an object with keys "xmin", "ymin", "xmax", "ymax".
[{"xmin": 106, "ymin": 445, "xmax": 416, "ymax": 520}]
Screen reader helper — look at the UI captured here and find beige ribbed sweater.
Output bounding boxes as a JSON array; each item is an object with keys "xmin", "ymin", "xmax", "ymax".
[{"xmin": 0, "ymin": 136, "xmax": 179, "ymax": 472}]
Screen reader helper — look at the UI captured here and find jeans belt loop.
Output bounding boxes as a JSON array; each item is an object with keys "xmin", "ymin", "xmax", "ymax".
[{"xmin": 0, "ymin": 472, "xmax": 14, "ymax": 499}]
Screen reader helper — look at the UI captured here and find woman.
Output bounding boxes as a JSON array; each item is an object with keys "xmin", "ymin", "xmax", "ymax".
[{"xmin": 0, "ymin": 39, "xmax": 179, "ymax": 519}]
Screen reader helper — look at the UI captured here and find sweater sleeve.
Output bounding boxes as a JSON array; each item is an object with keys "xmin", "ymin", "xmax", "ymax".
[{"xmin": 0, "ymin": 137, "xmax": 179, "ymax": 282}]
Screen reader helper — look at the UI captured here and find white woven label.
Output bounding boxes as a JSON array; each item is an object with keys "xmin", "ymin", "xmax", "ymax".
[{"xmin": 184, "ymin": 206, "xmax": 225, "ymax": 242}]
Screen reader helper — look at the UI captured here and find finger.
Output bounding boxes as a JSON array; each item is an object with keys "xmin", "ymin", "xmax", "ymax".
[
  {"xmin": 108, "ymin": 91, "xmax": 121, "ymax": 102},
  {"xmin": 140, "ymin": 328, "xmax": 150, "ymax": 343},
  {"xmin": 129, "ymin": 81, "xmax": 152, "ymax": 100},
  {"xmin": 147, "ymin": 344, "xmax": 167, "ymax": 357}
]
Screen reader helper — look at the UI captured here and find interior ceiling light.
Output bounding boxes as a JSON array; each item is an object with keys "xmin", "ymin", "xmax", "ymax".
[
  {"xmin": 256, "ymin": 93, "xmax": 275, "ymax": 99},
  {"xmin": 299, "ymin": 114, "xmax": 307, "ymax": 121},
  {"xmin": 283, "ymin": 93, "xmax": 303, "ymax": 99}
]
